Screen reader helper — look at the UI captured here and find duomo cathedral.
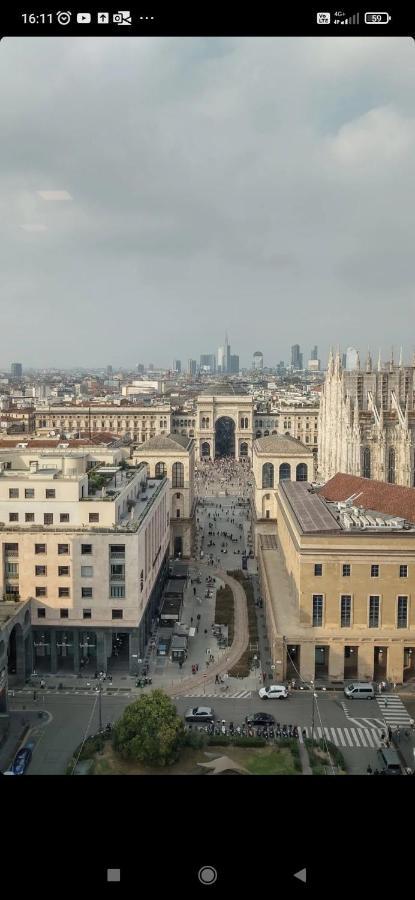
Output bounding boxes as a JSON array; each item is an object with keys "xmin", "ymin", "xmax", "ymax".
[{"xmin": 318, "ymin": 348, "xmax": 415, "ymax": 488}]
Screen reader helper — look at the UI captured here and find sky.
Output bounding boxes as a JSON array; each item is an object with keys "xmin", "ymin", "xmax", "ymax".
[{"xmin": 0, "ymin": 36, "xmax": 414, "ymax": 370}]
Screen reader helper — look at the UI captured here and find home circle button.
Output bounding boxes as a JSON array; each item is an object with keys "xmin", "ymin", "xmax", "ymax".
[{"xmin": 198, "ymin": 866, "xmax": 218, "ymax": 885}]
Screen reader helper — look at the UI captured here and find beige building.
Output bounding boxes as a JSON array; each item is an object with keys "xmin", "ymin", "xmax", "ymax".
[
  {"xmin": 133, "ymin": 434, "xmax": 196, "ymax": 558},
  {"xmin": 34, "ymin": 404, "xmax": 171, "ymax": 443},
  {"xmin": 319, "ymin": 349, "xmax": 415, "ymax": 486},
  {"xmin": 258, "ymin": 473, "xmax": 415, "ymax": 685},
  {"xmin": 196, "ymin": 387, "xmax": 254, "ymax": 460},
  {"xmin": 252, "ymin": 435, "xmax": 314, "ymax": 548},
  {"xmin": 0, "ymin": 448, "xmax": 170, "ymax": 675}
]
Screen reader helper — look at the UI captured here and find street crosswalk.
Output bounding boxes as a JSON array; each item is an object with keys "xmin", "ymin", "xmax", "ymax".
[
  {"xmin": 376, "ymin": 694, "xmax": 412, "ymax": 727},
  {"xmin": 298, "ymin": 725, "xmax": 383, "ymax": 749},
  {"xmin": 173, "ymin": 690, "xmax": 252, "ymax": 700}
]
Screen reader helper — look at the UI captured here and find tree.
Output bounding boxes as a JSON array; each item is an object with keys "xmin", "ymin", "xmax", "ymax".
[{"xmin": 112, "ymin": 690, "xmax": 185, "ymax": 766}]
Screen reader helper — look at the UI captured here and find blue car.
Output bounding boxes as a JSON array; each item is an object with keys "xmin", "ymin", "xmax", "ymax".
[{"xmin": 12, "ymin": 740, "xmax": 35, "ymax": 776}]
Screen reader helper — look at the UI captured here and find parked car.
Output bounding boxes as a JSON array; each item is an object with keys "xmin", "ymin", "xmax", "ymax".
[
  {"xmin": 12, "ymin": 740, "xmax": 35, "ymax": 776},
  {"xmin": 259, "ymin": 684, "xmax": 288, "ymax": 700},
  {"xmin": 184, "ymin": 706, "xmax": 215, "ymax": 723},
  {"xmin": 377, "ymin": 747, "xmax": 403, "ymax": 776},
  {"xmin": 245, "ymin": 712, "xmax": 276, "ymax": 727}
]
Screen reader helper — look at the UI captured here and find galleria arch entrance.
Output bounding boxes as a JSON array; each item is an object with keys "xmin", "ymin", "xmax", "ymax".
[{"xmin": 215, "ymin": 416, "xmax": 235, "ymax": 458}]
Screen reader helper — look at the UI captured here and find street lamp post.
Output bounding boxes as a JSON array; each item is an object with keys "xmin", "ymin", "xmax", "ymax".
[
  {"xmin": 310, "ymin": 681, "xmax": 317, "ymax": 745},
  {"xmin": 98, "ymin": 676, "xmax": 103, "ymax": 732}
]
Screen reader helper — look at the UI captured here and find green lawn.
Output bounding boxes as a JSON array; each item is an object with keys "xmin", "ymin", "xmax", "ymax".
[{"xmin": 244, "ymin": 747, "xmax": 299, "ymax": 775}]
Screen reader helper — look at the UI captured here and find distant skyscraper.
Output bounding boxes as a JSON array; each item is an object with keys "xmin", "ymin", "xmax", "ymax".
[
  {"xmin": 342, "ymin": 353, "xmax": 347, "ymax": 369},
  {"xmin": 188, "ymin": 359, "xmax": 197, "ymax": 376},
  {"xmin": 106, "ymin": 365, "xmax": 113, "ymax": 376},
  {"xmin": 148, "ymin": 363, "xmax": 154, "ymax": 371},
  {"xmin": 345, "ymin": 347, "xmax": 359, "ymax": 370},
  {"xmin": 173, "ymin": 360, "xmax": 181, "ymax": 373},
  {"xmin": 230, "ymin": 354, "xmax": 239, "ymax": 374},
  {"xmin": 217, "ymin": 345, "xmax": 226, "ymax": 373},
  {"xmin": 311, "ymin": 345, "xmax": 318, "ymax": 360},
  {"xmin": 200, "ymin": 354, "xmax": 216, "ymax": 373},
  {"xmin": 225, "ymin": 333, "xmax": 231, "ymax": 373},
  {"xmin": 253, "ymin": 351, "xmax": 263, "ymax": 370},
  {"xmin": 11, "ymin": 362, "xmax": 22, "ymax": 378},
  {"xmin": 291, "ymin": 345, "xmax": 301, "ymax": 369}
]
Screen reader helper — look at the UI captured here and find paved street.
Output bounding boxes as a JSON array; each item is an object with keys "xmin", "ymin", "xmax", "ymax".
[{"xmin": 9, "ymin": 687, "xmax": 409, "ymax": 775}]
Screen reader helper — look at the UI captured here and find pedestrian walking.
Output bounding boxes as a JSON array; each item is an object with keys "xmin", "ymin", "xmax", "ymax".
[
  {"xmin": 33, "ymin": 690, "xmax": 37, "ymax": 701},
  {"xmin": 366, "ymin": 765, "xmax": 373, "ymax": 775},
  {"xmin": 388, "ymin": 726, "xmax": 392, "ymax": 742}
]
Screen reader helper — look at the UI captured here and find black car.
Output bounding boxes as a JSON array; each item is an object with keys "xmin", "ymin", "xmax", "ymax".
[{"xmin": 245, "ymin": 712, "xmax": 276, "ymax": 727}]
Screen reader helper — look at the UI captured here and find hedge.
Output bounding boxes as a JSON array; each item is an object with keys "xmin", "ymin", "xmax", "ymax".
[{"xmin": 227, "ymin": 571, "xmax": 258, "ymax": 677}]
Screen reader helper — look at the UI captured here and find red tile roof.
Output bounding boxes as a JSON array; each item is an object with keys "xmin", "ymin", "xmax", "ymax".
[{"xmin": 319, "ymin": 473, "xmax": 415, "ymax": 524}]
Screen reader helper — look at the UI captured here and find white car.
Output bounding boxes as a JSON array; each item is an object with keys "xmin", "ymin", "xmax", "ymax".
[{"xmin": 259, "ymin": 684, "xmax": 288, "ymax": 700}]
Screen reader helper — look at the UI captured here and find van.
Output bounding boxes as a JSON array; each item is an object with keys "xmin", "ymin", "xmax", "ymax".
[
  {"xmin": 344, "ymin": 682, "xmax": 375, "ymax": 700},
  {"xmin": 377, "ymin": 747, "xmax": 402, "ymax": 775}
]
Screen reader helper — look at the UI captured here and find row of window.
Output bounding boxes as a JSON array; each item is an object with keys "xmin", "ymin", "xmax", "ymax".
[
  {"xmin": 312, "ymin": 594, "xmax": 409, "ymax": 628},
  {"xmin": 8, "ymin": 488, "xmax": 57, "ymax": 499},
  {"xmin": 314, "ymin": 563, "xmax": 408, "ymax": 578},
  {"xmin": 8, "ymin": 512, "xmax": 100, "ymax": 524},
  {"xmin": 4, "ymin": 543, "xmax": 124, "ymax": 556},
  {"xmin": 362, "ymin": 447, "xmax": 397, "ymax": 483},
  {"xmin": 37, "ymin": 607, "xmax": 124, "ymax": 619},
  {"xmin": 154, "ymin": 461, "xmax": 184, "ymax": 487},
  {"xmin": 262, "ymin": 462, "xmax": 308, "ymax": 488},
  {"xmin": 35, "ymin": 586, "xmax": 125, "ymax": 598},
  {"xmin": 28, "ymin": 564, "xmax": 122, "ymax": 577}
]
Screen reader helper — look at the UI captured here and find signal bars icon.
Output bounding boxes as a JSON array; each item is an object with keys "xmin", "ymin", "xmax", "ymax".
[{"xmin": 334, "ymin": 12, "xmax": 360, "ymax": 24}]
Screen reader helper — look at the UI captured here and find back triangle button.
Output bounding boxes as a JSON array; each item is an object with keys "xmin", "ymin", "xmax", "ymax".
[{"xmin": 294, "ymin": 869, "xmax": 307, "ymax": 883}]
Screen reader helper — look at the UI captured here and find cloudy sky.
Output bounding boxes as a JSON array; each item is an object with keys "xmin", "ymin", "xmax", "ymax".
[{"xmin": 0, "ymin": 36, "xmax": 414, "ymax": 369}]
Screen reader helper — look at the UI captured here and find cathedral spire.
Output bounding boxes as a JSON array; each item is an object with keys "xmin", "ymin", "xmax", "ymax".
[
  {"xmin": 399, "ymin": 346, "xmax": 403, "ymax": 367},
  {"xmin": 366, "ymin": 348, "xmax": 372, "ymax": 373},
  {"xmin": 377, "ymin": 349, "xmax": 382, "ymax": 372},
  {"xmin": 356, "ymin": 350, "xmax": 361, "ymax": 371},
  {"xmin": 390, "ymin": 346, "xmax": 394, "ymax": 372},
  {"xmin": 327, "ymin": 347, "xmax": 334, "ymax": 377},
  {"xmin": 334, "ymin": 347, "xmax": 341, "ymax": 376}
]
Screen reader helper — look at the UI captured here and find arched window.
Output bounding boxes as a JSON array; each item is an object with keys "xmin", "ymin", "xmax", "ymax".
[
  {"xmin": 240, "ymin": 418, "xmax": 245, "ymax": 429},
  {"xmin": 202, "ymin": 417, "xmax": 206, "ymax": 428},
  {"xmin": 279, "ymin": 463, "xmax": 291, "ymax": 481},
  {"xmin": 387, "ymin": 447, "xmax": 396, "ymax": 484},
  {"xmin": 362, "ymin": 447, "xmax": 371, "ymax": 479},
  {"xmin": 240, "ymin": 442, "xmax": 248, "ymax": 457},
  {"xmin": 172, "ymin": 462, "xmax": 184, "ymax": 488},
  {"xmin": 296, "ymin": 463, "xmax": 308, "ymax": 482},
  {"xmin": 264, "ymin": 430, "xmax": 269, "ymax": 436},
  {"xmin": 262, "ymin": 463, "xmax": 274, "ymax": 489},
  {"xmin": 256, "ymin": 430, "xmax": 262, "ymax": 438},
  {"xmin": 155, "ymin": 462, "xmax": 166, "ymax": 478},
  {"xmin": 244, "ymin": 417, "xmax": 248, "ymax": 429},
  {"xmin": 272, "ymin": 430, "xmax": 277, "ymax": 435},
  {"xmin": 201, "ymin": 442, "xmax": 210, "ymax": 458}
]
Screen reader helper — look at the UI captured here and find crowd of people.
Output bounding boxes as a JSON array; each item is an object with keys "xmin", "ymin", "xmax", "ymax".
[{"xmin": 195, "ymin": 456, "xmax": 253, "ymax": 499}]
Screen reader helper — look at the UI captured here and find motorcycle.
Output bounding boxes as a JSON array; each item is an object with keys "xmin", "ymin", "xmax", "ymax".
[{"xmin": 221, "ymin": 720, "xmax": 227, "ymax": 736}]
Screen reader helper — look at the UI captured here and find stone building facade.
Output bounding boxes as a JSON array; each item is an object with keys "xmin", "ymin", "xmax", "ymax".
[
  {"xmin": 195, "ymin": 388, "xmax": 254, "ymax": 460},
  {"xmin": 257, "ymin": 475, "xmax": 415, "ymax": 685},
  {"xmin": 133, "ymin": 434, "xmax": 196, "ymax": 559},
  {"xmin": 319, "ymin": 350, "xmax": 415, "ymax": 487},
  {"xmin": 251, "ymin": 435, "xmax": 314, "ymax": 550}
]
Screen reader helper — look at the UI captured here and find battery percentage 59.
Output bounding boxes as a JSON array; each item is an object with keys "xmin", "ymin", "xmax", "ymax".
[{"xmin": 364, "ymin": 12, "xmax": 392, "ymax": 23}]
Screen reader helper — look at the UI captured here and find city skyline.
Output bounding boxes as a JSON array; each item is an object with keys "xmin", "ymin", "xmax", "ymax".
[{"xmin": 0, "ymin": 37, "xmax": 413, "ymax": 366}]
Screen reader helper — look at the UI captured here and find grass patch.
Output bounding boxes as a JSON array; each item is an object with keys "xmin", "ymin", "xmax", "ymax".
[
  {"xmin": 305, "ymin": 738, "xmax": 347, "ymax": 775},
  {"xmin": 245, "ymin": 746, "xmax": 298, "ymax": 775},
  {"xmin": 227, "ymin": 571, "xmax": 258, "ymax": 677},
  {"xmin": 215, "ymin": 584, "xmax": 234, "ymax": 644}
]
